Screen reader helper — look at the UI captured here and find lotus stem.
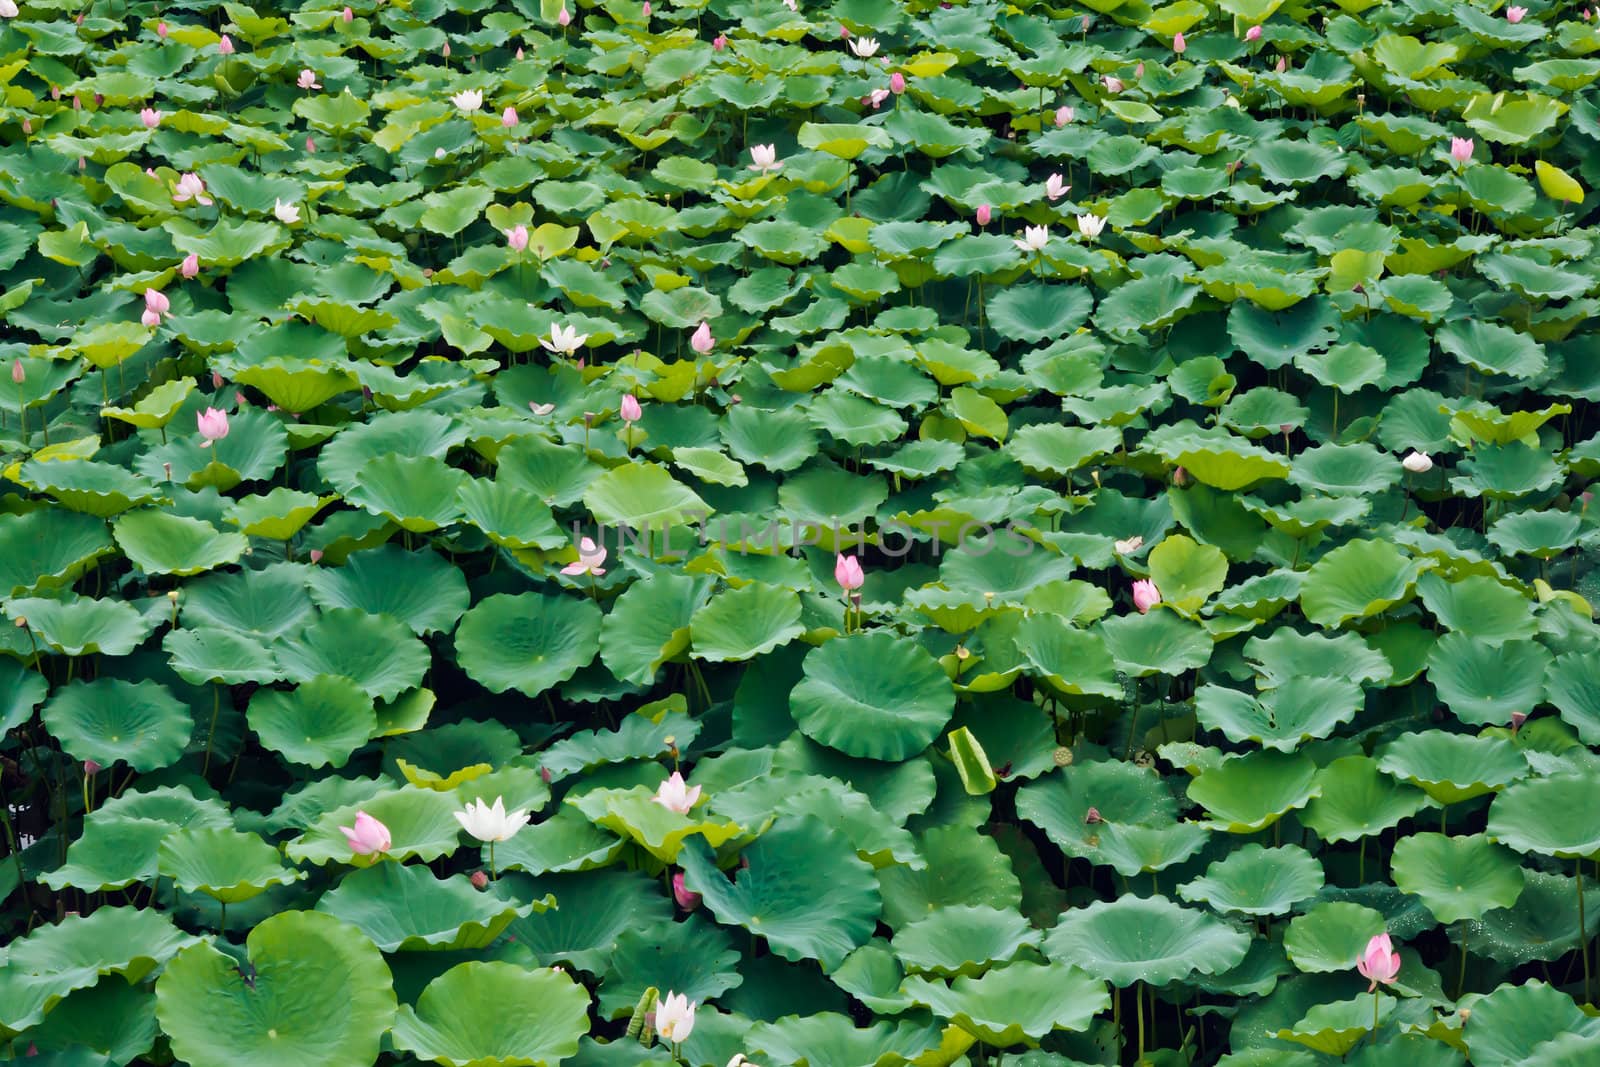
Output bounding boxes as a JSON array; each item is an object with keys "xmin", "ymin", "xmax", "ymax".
[
  {"xmin": 489, "ymin": 840, "xmax": 497, "ymax": 881},
  {"xmin": 1456, "ymin": 924, "xmax": 1468, "ymax": 999},
  {"xmin": 1371, "ymin": 990, "xmax": 1380, "ymax": 1039},
  {"xmin": 1136, "ymin": 981, "xmax": 1146, "ymax": 1061},
  {"xmin": 1579, "ymin": 862, "xmax": 1592, "ymax": 1005},
  {"xmin": 201, "ymin": 684, "xmax": 221, "ymax": 777}
]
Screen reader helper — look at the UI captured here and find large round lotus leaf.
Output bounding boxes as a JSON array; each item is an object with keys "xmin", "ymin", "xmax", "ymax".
[
  {"xmin": 1464, "ymin": 870, "xmax": 1600, "ymax": 964},
  {"xmin": 247, "ymin": 675, "xmax": 376, "ymax": 769},
  {"xmin": 1542, "ymin": 651, "xmax": 1600, "ymax": 744},
  {"xmin": 1288, "ymin": 443, "xmax": 1401, "ymax": 497},
  {"xmin": 41, "ymin": 816, "xmax": 176, "ymax": 892},
  {"xmin": 877, "ymin": 825, "xmax": 1023, "ymax": 930},
  {"xmin": 710, "ymin": 772, "xmax": 918, "ymax": 868},
  {"xmin": 157, "ymin": 826, "xmax": 304, "ymax": 903},
  {"xmin": 0, "ymin": 655, "xmax": 48, "ymax": 732},
  {"xmin": 679, "ymin": 816, "xmax": 881, "ymax": 970},
  {"xmin": 1415, "ymin": 573, "xmax": 1538, "ymax": 645},
  {"xmin": 0, "ymin": 508, "xmax": 114, "ymax": 596},
  {"xmin": 1146, "ymin": 534, "xmax": 1228, "ymax": 616},
  {"xmin": 539, "ymin": 711, "xmax": 699, "ymax": 780},
  {"xmin": 343, "ymin": 454, "xmax": 468, "ymax": 532},
  {"xmin": 1464, "ymin": 980, "xmax": 1595, "ymax": 1067},
  {"xmin": 387, "ymin": 719, "xmax": 523, "ymax": 790},
  {"xmin": 1300, "ymin": 756, "xmax": 1431, "ymax": 843},
  {"xmin": 890, "ymin": 904, "xmax": 1039, "ymax": 977},
  {"xmin": 751, "ymin": 1014, "xmax": 943, "ymax": 1067},
  {"xmin": 506, "ymin": 868, "xmax": 674, "ymax": 971},
  {"xmin": 1426, "ymin": 633, "xmax": 1551, "ymax": 727},
  {"xmin": 391, "ymin": 961, "xmax": 591, "ymax": 1067},
  {"xmin": 1275, "ymin": 995, "xmax": 1396, "ymax": 1057},
  {"xmin": 495, "ymin": 808, "xmax": 624, "ymax": 875},
  {"xmin": 315, "ymin": 410, "xmax": 468, "ymax": 495},
  {"xmin": 790, "ymin": 632, "xmax": 956, "ymax": 761},
  {"xmin": 833, "ymin": 940, "xmax": 915, "ymax": 1014},
  {"xmin": 1377, "ymin": 732, "xmax": 1529, "ymax": 805},
  {"xmin": 902, "ymin": 961, "xmax": 1109, "ymax": 1045},
  {"xmin": 1178, "ymin": 845, "xmax": 1325, "ymax": 917},
  {"xmin": 773, "ymin": 736, "xmax": 938, "ymax": 827},
  {"xmin": 1043, "ymin": 895, "xmax": 1250, "ymax": 987},
  {"xmin": 273, "ymin": 607, "xmax": 430, "ymax": 702},
  {"xmin": 113, "ymin": 510, "xmax": 249, "ymax": 576},
  {"xmin": 225, "ymin": 488, "xmax": 335, "ymax": 540},
  {"xmin": 1194, "ymin": 676, "xmax": 1364, "ymax": 750},
  {"xmin": 316, "ymin": 861, "xmax": 539, "ymax": 952},
  {"xmin": 690, "ymin": 581, "xmax": 805, "ymax": 662},
  {"xmin": 41, "ymin": 678, "xmax": 191, "ymax": 772},
  {"xmin": 583, "ymin": 461, "xmax": 713, "ymax": 529},
  {"xmin": 599, "ymin": 573, "xmax": 713, "ymax": 685},
  {"xmin": 14, "ymin": 975, "xmax": 159, "ymax": 1064},
  {"xmin": 1345, "ymin": 1033, "xmax": 1466, "ymax": 1067},
  {"xmin": 1016, "ymin": 760, "xmax": 1207, "ymax": 876},
  {"xmin": 164, "ymin": 627, "xmax": 284, "ymax": 686},
  {"xmin": 1487, "ymin": 770, "xmax": 1600, "ymax": 859},
  {"xmin": 305, "ymin": 545, "xmax": 470, "ymax": 636},
  {"xmin": 8, "ymin": 595, "xmax": 158, "ymax": 656},
  {"xmin": 569, "ymin": 785, "xmax": 744, "ymax": 863},
  {"xmin": 287, "ymin": 787, "xmax": 465, "ymax": 866},
  {"xmin": 155, "ymin": 910, "xmax": 396, "ymax": 1067},
  {"xmin": 456, "ymin": 592, "xmax": 602, "ymax": 698},
  {"xmin": 179, "ymin": 564, "xmax": 315, "ymax": 639},
  {"xmin": 1389, "ymin": 832, "xmax": 1525, "ymax": 924},
  {"xmin": 0, "ymin": 907, "xmax": 201, "ymax": 1032},
  {"xmin": 1097, "ymin": 610, "xmax": 1215, "ymax": 678},
  {"xmin": 1299, "ymin": 539, "xmax": 1427, "ymax": 627},
  {"xmin": 19, "ymin": 457, "xmax": 162, "ymax": 517},
  {"xmin": 597, "ymin": 914, "xmax": 743, "ymax": 1018},
  {"xmin": 1282, "ymin": 902, "xmax": 1387, "ymax": 973},
  {"xmin": 1243, "ymin": 628, "xmax": 1392, "ymax": 688},
  {"xmin": 1187, "ymin": 751, "xmax": 1321, "ymax": 832}
]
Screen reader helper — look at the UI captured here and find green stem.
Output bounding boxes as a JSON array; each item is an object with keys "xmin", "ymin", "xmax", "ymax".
[
  {"xmin": 201, "ymin": 684, "xmax": 221, "ymax": 776},
  {"xmin": 1456, "ymin": 925, "xmax": 1468, "ymax": 999},
  {"xmin": 1580, "ymin": 862, "xmax": 1592, "ymax": 1005},
  {"xmin": 1371, "ymin": 990, "xmax": 1380, "ymax": 1039},
  {"xmin": 490, "ymin": 840, "xmax": 497, "ymax": 881},
  {"xmin": 1136, "ymin": 980, "xmax": 1146, "ymax": 1060}
]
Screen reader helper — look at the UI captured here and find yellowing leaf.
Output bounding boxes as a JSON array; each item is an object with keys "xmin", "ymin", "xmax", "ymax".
[{"xmin": 1535, "ymin": 160, "xmax": 1585, "ymax": 203}]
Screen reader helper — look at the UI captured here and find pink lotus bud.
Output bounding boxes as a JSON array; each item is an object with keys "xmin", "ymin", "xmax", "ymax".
[
  {"xmin": 1103, "ymin": 75, "xmax": 1123, "ymax": 93},
  {"xmin": 541, "ymin": 765, "xmax": 552, "ymax": 783},
  {"xmin": 140, "ymin": 107, "xmax": 160, "ymax": 129},
  {"xmin": 471, "ymin": 870, "xmax": 489, "ymax": 889},
  {"xmin": 343, "ymin": 6, "xmax": 353, "ymax": 20},
  {"xmin": 557, "ymin": 4, "xmax": 570, "ymax": 24},
  {"xmin": 1275, "ymin": 55, "xmax": 1287, "ymax": 72},
  {"xmin": 196, "ymin": 406, "xmax": 230, "ymax": 444},
  {"xmin": 306, "ymin": 136, "xmax": 317, "ymax": 152},
  {"xmin": 840, "ymin": 24, "xmax": 850, "ymax": 36},
  {"xmin": 141, "ymin": 308, "xmax": 162, "ymax": 328},
  {"xmin": 442, "ymin": 41, "xmax": 451, "ymax": 57},
  {"xmin": 143, "ymin": 288, "xmax": 170, "ymax": 318},
  {"xmin": 1510, "ymin": 711, "xmax": 1528, "ymax": 733},
  {"xmin": 506, "ymin": 224, "xmax": 529, "ymax": 251},
  {"xmin": 643, "ymin": 1, "xmax": 651, "ymax": 14},
  {"xmin": 690, "ymin": 321, "xmax": 714, "ymax": 354},
  {"xmin": 1173, "ymin": 466, "xmax": 1188, "ymax": 485},
  {"xmin": 835, "ymin": 553, "xmax": 865, "ymax": 592},
  {"xmin": 339, "ymin": 811, "xmax": 392, "ymax": 855},
  {"xmin": 1173, "ymin": 32, "xmax": 1186, "ymax": 53},
  {"xmin": 9, "ymin": 360, "xmax": 22, "ymax": 384},
  {"xmin": 620, "ymin": 394, "xmax": 643, "ymax": 423},
  {"xmin": 1131, "ymin": 579, "xmax": 1161, "ymax": 614},
  {"xmin": 516, "ymin": 47, "xmax": 525, "ymax": 59},
  {"xmin": 1356, "ymin": 933, "xmax": 1402, "ymax": 991},
  {"xmin": 84, "ymin": 760, "xmax": 102, "ymax": 776},
  {"xmin": 50, "ymin": 87, "xmax": 60, "ymax": 101},
  {"xmin": 72, "ymin": 95, "xmax": 82, "ymax": 111},
  {"xmin": 1506, "ymin": 5, "xmax": 1527, "ymax": 21},
  {"xmin": 1134, "ymin": 62, "xmax": 1144, "ymax": 78},
  {"xmin": 158, "ymin": 21, "xmax": 168, "ymax": 37},
  {"xmin": 673, "ymin": 871, "xmax": 703, "ymax": 910},
  {"xmin": 309, "ymin": 549, "xmax": 324, "ymax": 563},
  {"xmin": 976, "ymin": 203, "xmax": 991, "ymax": 226},
  {"xmin": 1084, "ymin": 806, "xmax": 1102, "ymax": 824},
  {"xmin": 78, "ymin": 157, "xmax": 86, "ymax": 171},
  {"xmin": 218, "ymin": 34, "xmax": 235, "ymax": 55},
  {"xmin": 713, "ymin": 34, "xmax": 726, "ymax": 50},
  {"xmin": 1081, "ymin": 15, "xmax": 1090, "ymax": 29},
  {"xmin": 1450, "ymin": 137, "xmax": 1473, "ymax": 164},
  {"xmin": 890, "ymin": 72, "xmax": 906, "ymax": 94},
  {"xmin": 21, "ymin": 119, "xmax": 30, "ymax": 134},
  {"xmin": 211, "ymin": 370, "xmax": 224, "ymax": 389},
  {"xmin": 1245, "ymin": 24, "xmax": 1261, "ymax": 40},
  {"xmin": 180, "ymin": 253, "xmax": 199, "ymax": 278},
  {"xmin": 1054, "ymin": 105, "xmax": 1073, "ymax": 126},
  {"xmin": 502, "ymin": 106, "xmax": 518, "ymax": 126}
]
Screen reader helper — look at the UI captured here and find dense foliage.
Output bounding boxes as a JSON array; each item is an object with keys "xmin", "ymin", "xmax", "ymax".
[{"xmin": 3, "ymin": 0, "xmax": 1600, "ymax": 1063}]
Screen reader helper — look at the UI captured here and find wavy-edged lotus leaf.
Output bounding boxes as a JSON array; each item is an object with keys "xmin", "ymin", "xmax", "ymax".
[
  {"xmin": 157, "ymin": 826, "xmax": 304, "ymax": 903},
  {"xmin": 680, "ymin": 816, "xmax": 881, "ymax": 970},
  {"xmin": 1299, "ymin": 539, "xmax": 1427, "ymax": 628},
  {"xmin": 178, "ymin": 564, "xmax": 315, "ymax": 639},
  {"xmin": 710, "ymin": 772, "xmax": 919, "ymax": 868},
  {"xmin": 890, "ymin": 904, "xmax": 1039, "ymax": 977},
  {"xmin": 902, "ymin": 961, "xmax": 1110, "ymax": 1045},
  {"xmin": 1194, "ymin": 676, "xmax": 1364, "ymax": 750},
  {"xmin": 1016, "ymin": 760, "xmax": 1207, "ymax": 876},
  {"xmin": 832, "ymin": 940, "xmax": 915, "ymax": 1014},
  {"xmin": 317, "ymin": 411, "xmax": 468, "ymax": 495},
  {"xmin": 1243, "ymin": 628, "xmax": 1393, "ymax": 688},
  {"xmin": 1276, "ymin": 995, "xmax": 1396, "ymax": 1057},
  {"xmin": 1043, "ymin": 895, "xmax": 1250, "ymax": 987},
  {"xmin": 0, "ymin": 508, "xmax": 115, "ymax": 597},
  {"xmin": 274, "ymin": 607, "xmax": 430, "ymax": 702},
  {"xmin": 507, "ymin": 868, "xmax": 674, "ymax": 971},
  {"xmin": 539, "ymin": 711, "xmax": 699, "ymax": 781},
  {"xmin": 457, "ymin": 479, "xmax": 569, "ymax": 550},
  {"xmin": 1542, "ymin": 651, "xmax": 1600, "ymax": 744},
  {"xmin": 876, "ymin": 824, "xmax": 1022, "ymax": 930},
  {"xmin": 288, "ymin": 787, "xmax": 465, "ymax": 866},
  {"xmin": 18, "ymin": 458, "xmax": 163, "ymax": 517},
  {"xmin": 385, "ymin": 720, "xmax": 523, "ymax": 792},
  {"xmin": 1416, "ymin": 573, "xmax": 1538, "ymax": 645},
  {"xmin": 599, "ymin": 573, "xmax": 713, "ymax": 685},
  {"xmin": 597, "ymin": 914, "xmax": 743, "ymax": 1019},
  {"xmin": 12, "ymin": 974, "xmax": 159, "ymax": 1064},
  {"xmin": 224, "ymin": 488, "xmax": 334, "ymax": 540},
  {"xmin": 344, "ymin": 454, "xmax": 468, "ymax": 532},
  {"xmin": 1282, "ymin": 902, "xmax": 1387, "ymax": 973},
  {"xmin": 247, "ymin": 675, "xmax": 376, "ymax": 768},
  {"xmin": 1464, "ymin": 870, "xmax": 1600, "ymax": 964},
  {"xmin": 0, "ymin": 655, "xmax": 47, "ymax": 732},
  {"xmin": 751, "ymin": 1013, "xmax": 943, "ymax": 1067},
  {"xmin": 156, "ymin": 910, "xmax": 396, "ymax": 1067},
  {"xmin": 0, "ymin": 907, "xmax": 201, "ymax": 1032},
  {"xmin": 583, "ymin": 462, "xmax": 713, "ymax": 530},
  {"xmin": 1463, "ymin": 980, "xmax": 1600, "ymax": 1067},
  {"xmin": 113, "ymin": 510, "xmax": 249, "ymax": 577},
  {"xmin": 690, "ymin": 581, "xmax": 805, "ymax": 662},
  {"xmin": 163, "ymin": 622, "xmax": 283, "ymax": 685},
  {"xmin": 1145, "ymin": 534, "xmax": 1227, "ymax": 616},
  {"xmin": 1345, "ymin": 1033, "xmax": 1467, "ymax": 1067},
  {"xmin": 1187, "ymin": 751, "xmax": 1321, "ymax": 832},
  {"xmin": 1178, "ymin": 844, "xmax": 1325, "ymax": 917},
  {"xmin": 790, "ymin": 631, "xmax": 956, "ymax": 761},
  {"xmin": 1377, "ymin": 732, "xmax": 1528, "ymax": 805},
  {"xmin": 456, "ymin": 592, "xmax": 602, "ymax": 698},
  {"xmin": 1006, "ymin": 424, "xmax": 1121, "ymax": 478},
  {"xmin": 1427, "ymin": 633, "xmax": 1551, "ymax": 727},
  {"xmin": 316, "ymin": 861, "xmax": 541, "ymax": 952},
  {"xmin": 1487, "ymin": 769, "xmax": 1600, "ymax": 859},
  {"xmin": 41, "ymin": 678, "xmax": 191, "ymax": 772},
  {"xmin": 40, "ymin": 816, "xmax": 176, "ymax": 892},
  {"xmin": 7, "ymin": 595, "xmax": 159, "ymax": 656},
  {"xmin": 1390, "ymin": 832, "xmax": 1525, "ymax": 924},
  {"xmin": 305, "ymin": 544, "xmax": 470, "ymax": 637},
  {"xmin": 1301, "ymin": 756, "xmax": 1431, "ymax": 843},
  {"xmin": 569, "ymin": 785, "xmax": 744, "ymax": 863},
  {"xmin": 495, "ymin": 808, "xmax": 625, "ymax": 876},
  {"xmin": 1097, "ymin": 610, "xmax": 1214, "ymax": 678},
  {"xmin": 1487, "ymin": 509, "xmax": 1582, "ymax": 559}
]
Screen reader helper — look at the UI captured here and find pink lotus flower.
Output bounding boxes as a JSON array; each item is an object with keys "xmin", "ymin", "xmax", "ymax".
[
  {"xmin": 1356, "ymin": 933, "xmax": 1401, "ymax": 991},
  {"xmin": 343, "ymin": 6, "xmax": 353, "ymax": 20},
  {"xmin": 196, "ymin": 406, "xmax": 230, "ymax": 444},
  {"xmin": 180, "ymin": 254, "xmax": 199, "ymax": 278},
  {"xmin": 557, "ymin": 4, "xmax": 570, "ymax": 24},
  {"xmin": 835, "ymin": 553, "xmax": 865, "ymax": 591},
  {"xmin": 1402, "ymin": 451, "xmax": 1432, "ymax": 473},
  {"xmin": 620, "ymin": 394, "xmax": 643, "ymax": 423},
  {"xmin": 865, "ymin": 88, "xmax": 890, "ymax": 108},
  {"xmin": 140, "ymin": 108, "xmax": 161, "ymax": 129},
  {"xmin": 1506, "ymin": 5, "xmax": 1526, "ymax": 20},
  {"xmin": 976, "ymin": 203, "xmax": 992, "ymax": 227},
  {"xmin": 562, "ymin": 536, "xmax": 608, "ymax": 576},
  {"xmin": 1450, "ymin": 137, "xmax": 1473, "ymax": 165},
  {"xmin": 506, "ymin": 224, "xmax": 529, "ymax": 251},
  {"xmin": 173, "ymin": 172, "xmax": 213, "ymax": 206},
  {"xmin": 297, "ymin": 69, "xmax": 321, "ymax": 90},
  {"xmin": 84, "ymin": 759, "xmax": 101, "ymax": 776},
  {"xmin": 157, "ymin": 20, "xmax": 168, "ymax": 36},
  {"xmin": 1245, "ymin": 24, "xmax": 1261, "ymax": 40},
  {"xmin": 690, "ymin": 321, "xmax": 714, "ymax": 354},
  {"xmin": 516, "ymin": 47, "xmax": 525, "ymax": 59},
  {"xmin": 142, "ymin": 289, "xmax": 170, "ymax": 328},
  {"xmin": 890, "ymin": 72, "xmax": 906, "ymax": 94},
  {"xmin": 713, "ymin": 34, "xmax": 726, "ymax": 50},
  {"xmin": 502, "ymin": 106, "xmax": 518, "ymax": 127},
  {"xmin": 1132, "ymin": 579, "xmax": 1161, "ymax": 614},
  {"xmin": 218, "ymin": 34, "xmax": 235, "ymax": 55},
  {"xmin": 339, "ymin": 811, "xmax": 392, "ymax": 855},
  {"xmin": 1173, "ymin": 32, "xmax": 1186, "ymax": 52},
  {"xmin": 652, "ymin": 772, "xmax": 702, "ymax": 814},
  {"xmin": 748, "ymin": 143, "xmax": 781, "ymax": 173},
  {"xmin": 1103, "ymin": 75, "xmax": 1123, "ymax": 93},
  {"xmin": 643, "ymin": 0, "xmax": 651, "ymax": 13},
  {"xmin": 1055, "ymin": 105, "xmax": 1073, "ymax": 126},
  {"xmin": 1045, "ymin": 173, "xmax": 1068, "ymax": 201},
  {"xmin": 673, "ymin": 871, "xmax": 702, "ymax": 910},
  {"xmin": 471, "ymin": 870, "xmax": 489, "ymax": 889}
]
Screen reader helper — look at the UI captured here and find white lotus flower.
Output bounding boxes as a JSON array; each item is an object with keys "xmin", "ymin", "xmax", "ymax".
[
  {"xmin": 652, "ymin": 771, "xmax": 702, "ymax": 814},
  {"xmin": 1012, "ymin": 225, "xmax": 1048, "ymax": 253},
  {"xmin": 451, "ymin": 88, "xmax": 483, "ymax": 113},
  {"xmin": 1077, "ymin": 214, "xmax": 1106, "ymax": 240},
  {"xmin": 540, "ymin": 322, "xmax": 589, "ymax": 355},
  {"xmin": 849, "ymin": 36, "xmax": 879, "ymax": 58},
  {"xmin": 273, "ymin": 199, "xmax": 301, "ymax": 224},
  {"xmin": 748, "ymin": 143, "xmax": 782, "ymax": 173},
  {"xmin": 0, "ymin": 0, "xmax": 18, "ymax": 17},
  {"xmin": 1402, "ymin": 451, "xmax": 1433, "ymax": 473},
  {"xmin": 453, "ymin": 795, "xmax": 531, "ymax": 842},
  {"xmin": 1114, "ymin": 536, "xmax": 1143, "ymax": 554},
  {"xmin": 656, "ymin": 992, "xmax": 697, "ymax": 1043}
]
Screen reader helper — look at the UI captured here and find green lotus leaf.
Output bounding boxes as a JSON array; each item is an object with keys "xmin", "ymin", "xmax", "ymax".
[
  {"xmin": 157, "ymin": 826, "xmax": 304, "ymax": 903},
  {"xmin": 288, "ymin": 786, "xmax": 466, "ymax": 866},
  {"xmin": 1487, "ymin": 769, "xmax": 1600, "ymax": 859},
  {"xmin": 582, "ymin": 461, "xmax": 712, "ymax": 531},
  {"xmin": 679, "ymin": 817, "xmax": 881, "ymax": 969},
  {"xmin": 709, "ymin": 772, "xmax": 919, "ymax": 868},
  {"xmin": 1416, "ymin": 573, "xmax": 1538, "ymax": 645},
  {"xmin": 1487, "ymin": 509, "xmax": 1582, "ymax": 559},
  {"xmin": 41, "ymin": 678, "xmax": 191, "ymax": 772},
  {"xmin": 8, "ymin": 595, "xmax": 159, "ymax": 656},
  {"xmin": 305, "ymin": 545, "xmax": 470, "ymax": 637},
  {"xmin": 179, "ymin": 563, "xmax": 315, "ymax": 639},
  {"xmin": 41, "ymin": 815, "xmax": 176, "ymax": 892},
  {"xmin": 902, "ymin": 961, "xmax": 1110, "ymax": 1045},
  {"xmin": 456, "ymin": 592, "xmax": 602, "ymax": 698},
  {"xmin": 317, "ymin": 411, "xmax": 468, "ymax": 494},
  {"xmin": 317, "ymin": 862, "xmax": 541, "ymax": 952},
  {"xmin": 164, "ymin": 627, "xmax": 284, "ymax": 686},
  {"xmin": 1541, "ymin": 651, "xmax": 1600, "ymax": 744},
  {"xmin": 495, "ymin": 808, "xmax": 625, "ymax": 876},
  {"xmin": 1276, "ymin": 995, "xmax": 1395, "ymax": 1057},
  {"xmin": 225, "ymin": 488, "xmax": 335, "ymax": 540},
  {"xmin": 1043, "ymin": 895, "xmax": 1250, "ymax": 986},
  {"xmin": 1300, "ymin": 756, "xmax": 1431, "ymax": 843},
  {"xmin": 274, "ymin": 607, "xmax": 430, "ymax": 702},
  {"xmin": 0, "ymin": 509, "xmax": 115, "ymax": 596},
  {"xmin": 690, "ymin": 582, "xmax": 805, "ymax": 662},
  {"xmin": 0, "ymin": 656, "xmax": 47, "ymax": 733},
  {"xmin": 797, "ymin": 122, "xmax": 895, "ymax": 159},
  {"xmin": 1426, "ymin": 633, "xmax": 1550, "ymax": 727},
  {"xmin": 1299, "ymin": 539, "xmax": 1427, "ymax": 628},
  {"xmin": 1378, "ymin": 732, "xmax": 1529, "ymax": 806},
  {"xmin": 247, "ymin": 675, "xmax": 376, "ymax": 768},
  {"xmin": 156, "ymin": 911, "xmax": 396, "ymax": 1067},
  {"xmin": 1289, "ymin": 443, "xmax": 1402, "ymax": 497},
  {"xmin": 751, "ymin": 1014, "xmax": 942, "ymax": 1067},
  {"xmin": 1389, "ymin": 832, "xmax": 1524, "ymax": 924},
  {"xmin": 1147, "ymin": 534, "xmax": 1227, "ymax": 616},
  {"xmin": 1016, "ymin": 760, "xmax": 1206, "ymax": 876},
  {"xmin": 987, "ymin": 284, "xmax": 1095, "ymax": 343},
  {"xmin": 790, "ymin": 631, "xmax": 956, "ymax": 761},
  {"xmin": 389, "ymin": 719, "xmax": 522, "ymax": 790},
  {"xmin": 12, "ymin": 974, "xmax": 159, "ymax": 1064},
  {"xmin": 1006, "ymin": 424, "xmax": 1122, "ymax": 479},
  {"xmin": 539, "ymin": 711, "xmax": 700, "ymax": 781},
  {"xmin": 0, "ymin": 907, "xmax": 201, "ymax": 1032},
  {"xmin": 891, "ymin": 905, "xmax": 1039, "ymax": 977},
  {"xmin": 1178, "ymin": 844, "xmax": 1325, "ymax": 917},
  {"xmin": 947, "ymin": 725, "xmax": 997, "ymax": 796},
  {"xmin": 832, "ymin": 940, "xmax": 915, "ymax": 1014},
  {"xmin": 569, "ymin": 785, "xmax": 744, "ymax": 863},
  {"xmin": 17, "ymin": 458, "xmax": 162, "ymax": 517},
  {"xmin": 1187, "ymin": 751, "xmax": 1321, "ymax": 833},
  {"xmin": 1448, "ymin": 443, "xmax": 1564, "ymax": 500},
  {"xmin": 341, "ymin": 455, "xmax": 467, "ymax": 533},
  {"xmin": 1194, "ymin": 676, "xmax": 1364, "ymax": 750},
  {"xmin": 1464, "ymin": 870, "xmax": 1600, "ymax": 965},
  {"xmin": 1282, "ymin": 901, "xmax": 1387, "ymax": 973},
  {"xmin": 506, "ymin": 868, "xmax": 674, "ymax": 971},
  {"xmin": 598, "ymin": 915, "xmax": 743, "ymax": 1019},
  {"xmin": 1464, "ymin": 980, "xmax": 1600, "ymax": 1067},
  {"xmin": 112, "ymin": 510, "xmax": 249, "ymax": 577},
  {"xmin": 1098, "ymin": 610, "xmax": 1214, "ymax": 678}
]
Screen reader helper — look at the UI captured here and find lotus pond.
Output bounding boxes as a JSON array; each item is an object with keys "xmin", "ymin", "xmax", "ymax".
[{"xmin": 3, "ymin": 0, "xmax": 1600, "ymax": 1063}]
